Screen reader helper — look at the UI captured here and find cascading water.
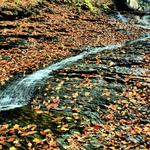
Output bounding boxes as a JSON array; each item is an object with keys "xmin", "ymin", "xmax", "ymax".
[
  {"xmin": 0, "ymin": 45, "xmax": 122, "ymax": 111},
  {"xmin": 0, "ymin": 10, "xmax": 150, "ymax": 111},
  {"xmin": 114, "ymin": 12, "xmax": 128, "ymax": 22},
  {"xmin": 0, "ymin": 35, "xmax": 149, "ymax": 111},
  {"xmin": 136, "ymin": 15, "xmax": 150, "ymax": 29}
]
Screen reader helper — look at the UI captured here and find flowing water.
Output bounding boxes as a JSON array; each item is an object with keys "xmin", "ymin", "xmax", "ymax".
[
  {"xmin": 114, "ymin": 12, "xmax": 128, "ymax": 22},
  {"xmin": 136, "ymin": 15, "xmax": 150, "ymax": 29},
  {"xmin": 0, "ymin": 13, "xmax": 150, "ymax": 111}
]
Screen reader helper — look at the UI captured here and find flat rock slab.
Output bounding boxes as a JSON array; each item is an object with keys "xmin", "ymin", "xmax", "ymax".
[
  {"xmin": 36, "ymin": 38, "xmax": 149, "ymax": 122},
  {"xmin": 0, "ymin": 37, "xmax": 149, "ymax": 149},
  {"xmin": 0, "ymin": 1, "xmax": 149, "ymax": 86}
]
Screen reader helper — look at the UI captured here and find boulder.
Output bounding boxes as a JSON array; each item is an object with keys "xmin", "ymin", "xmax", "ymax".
[{"xmin": 113, "ymin": 0, "xmax": 150, "ymax": 14}]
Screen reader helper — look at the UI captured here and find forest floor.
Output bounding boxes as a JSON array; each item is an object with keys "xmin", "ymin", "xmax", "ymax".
[
  {"xmin": 0, "ymin": 0, "xmax": 149, "ymax": 85},
  {"xmin": 0, "ymin": 0, "xmax": 150, "ymax": 149}
]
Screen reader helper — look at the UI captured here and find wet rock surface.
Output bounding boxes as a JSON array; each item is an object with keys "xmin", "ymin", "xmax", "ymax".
[
  {"xmin": 0, "ymin": 0, "xmax": 150, "ymax": 149},
  {"xmin": 38, "ymin": 37, "xmax": 149, "ymax": 124},
  {"xmin": 0, "ymin": 0, "xmax": 43, "ymax": 21},
  {"xmin": 0, "ymin": 36, "xmax": 149, "ymax": 149}
]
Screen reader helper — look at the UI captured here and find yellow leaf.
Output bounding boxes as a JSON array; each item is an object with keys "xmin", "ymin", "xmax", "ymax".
[
  {"xmin": 56, "ymin": 81, "xmax": 64, "ymax": 91},
  {"xmin": 44, "ymin": 129, "xmax": 51, "ymax": 133},
  {"xmin": 104, "ymin": 91, "xmax": 111, "ymax": 96},
  {"xmin": 13, "ymin": 124, "xmax": 20, "ymax": 130},
  {"xmin": 134, "ymin": 127, "xmax": 142, "ymax": 134},
  {"xmin": 101, "ymin": 133, "xmax": 108, "ymax": 137},
  {"xmin": 72, "ymin": 113, "xmax": 79, "ymax": 119},
  {"xmin": 85, "ymin": 92, "xmax": 90, "ymax": 96},
  {"xmin": 33, "ymin": 138, "xmax": 41, "ymax": 144},
  {"xmin": 9, "ymin": 147, "xmax": 17, "ymax": 150},
  {"xmin": 109, "ymin": 61, "xmax": 115, "ymax": 67},
  {"xmin": 143, "ymin": 126, "xmax": 150, "ymax": 133},
  {"xmin": 36, "ymin": 110, "xmax": 43, "ymax": 114},
  {"xmin": 72, "ymin": 108, "xmax": 80, "ymax": 112},
  {"xmin": 60, "ymin": 124, "xmax": 69, "ymax": 131},
  {"xmin": 72, "ymin": 92, "xmax": 79, "ymax": 98}
]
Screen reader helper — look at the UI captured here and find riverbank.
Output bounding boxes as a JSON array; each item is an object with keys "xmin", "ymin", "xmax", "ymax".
[{"xmin": 0, "ymin": 0, "xmax": 149, "ymax": 86}]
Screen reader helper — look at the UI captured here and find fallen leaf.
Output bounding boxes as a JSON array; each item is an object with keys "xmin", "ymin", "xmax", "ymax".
[
  {"xmin": 33, "ymin": 138, "xmax": 41, "ymax": 144},
  {"xmin": 21, "ymin": 131, "xmax": 37, "ymax": 136},
  {"xmin": 85, "ymin": 92, "xmax": 90, "ymax": 96},
  {"xmin": 9, "ymin": 147, "xmax": 17, "ymax": 150},
  {"xmin": 13, "ymin": 124, "xmax": 20, "ymax": 130}
]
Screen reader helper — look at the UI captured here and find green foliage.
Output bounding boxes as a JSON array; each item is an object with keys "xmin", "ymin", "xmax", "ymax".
[
  {"xmin": 64, "ymin": 0, "xmax": 97, "ymax": 13},
  {"xmin": 100, "ymin": 3, "xmax": 111, "ymax": 13},
  {"xmin": 64, "ymin": 0, "xmax": 113, "ymax": 13},
  {"xmin": 14, "ymin": 0, "xmax": 20, "ymax": 5},
  {"xmin": 84, "ymin": 0, "xmax": 96, "ymax": 12}
]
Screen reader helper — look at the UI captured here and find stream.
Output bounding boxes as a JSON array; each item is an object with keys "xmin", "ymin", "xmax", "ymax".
[{"xmin": 0, "ymin": 13, "xmax": 150, "ymax": 111}]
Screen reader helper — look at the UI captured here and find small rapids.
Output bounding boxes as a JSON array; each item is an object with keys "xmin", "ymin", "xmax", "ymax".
[
  {"xmin": 114, "ymin": 12, "xmax": 128, "ymax": 22},
  {"xmin": 136, "ymin": 15, "xmax": 150, "ymax": 29},
  {"xmin": 113, "ymin": 12, "xmax": 150, "ymax": 29},
  {"xmin": 0, "ymin": 13, "xmax": 150, "ymax": 111},
  {"xmin": 0, "ymin": 45, "xmax": 122, "ymax": 111}
]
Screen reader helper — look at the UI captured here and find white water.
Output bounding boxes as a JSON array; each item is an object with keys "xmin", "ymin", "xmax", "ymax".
[
  {"xmin": 0, "ymin": 14, "xmax": 150, "ymax": 111},
  {"xmin": 115, "ymin": 12, "xmax": 128, "ymax": 22},
  {"xmin": 136, "ymin": 15, "xmax": 150, "ymax": 29},
  {"xmin": 114, "ymin": 12, "xmax": 150, "ymax": 29},
  {"xmin": 0, "ymin": 44, "xmax": 122, "ymax": 111}
]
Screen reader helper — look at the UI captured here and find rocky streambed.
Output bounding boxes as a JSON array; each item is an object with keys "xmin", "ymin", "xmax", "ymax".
[{"xmin": 0, "ymin": 0, "xmax": 150, "ymax": 149}]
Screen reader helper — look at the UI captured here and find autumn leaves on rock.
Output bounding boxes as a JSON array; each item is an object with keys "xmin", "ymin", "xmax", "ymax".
[{"xmin": 0, "ymin": 0, "xmax": 150, "ymax": 149}]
